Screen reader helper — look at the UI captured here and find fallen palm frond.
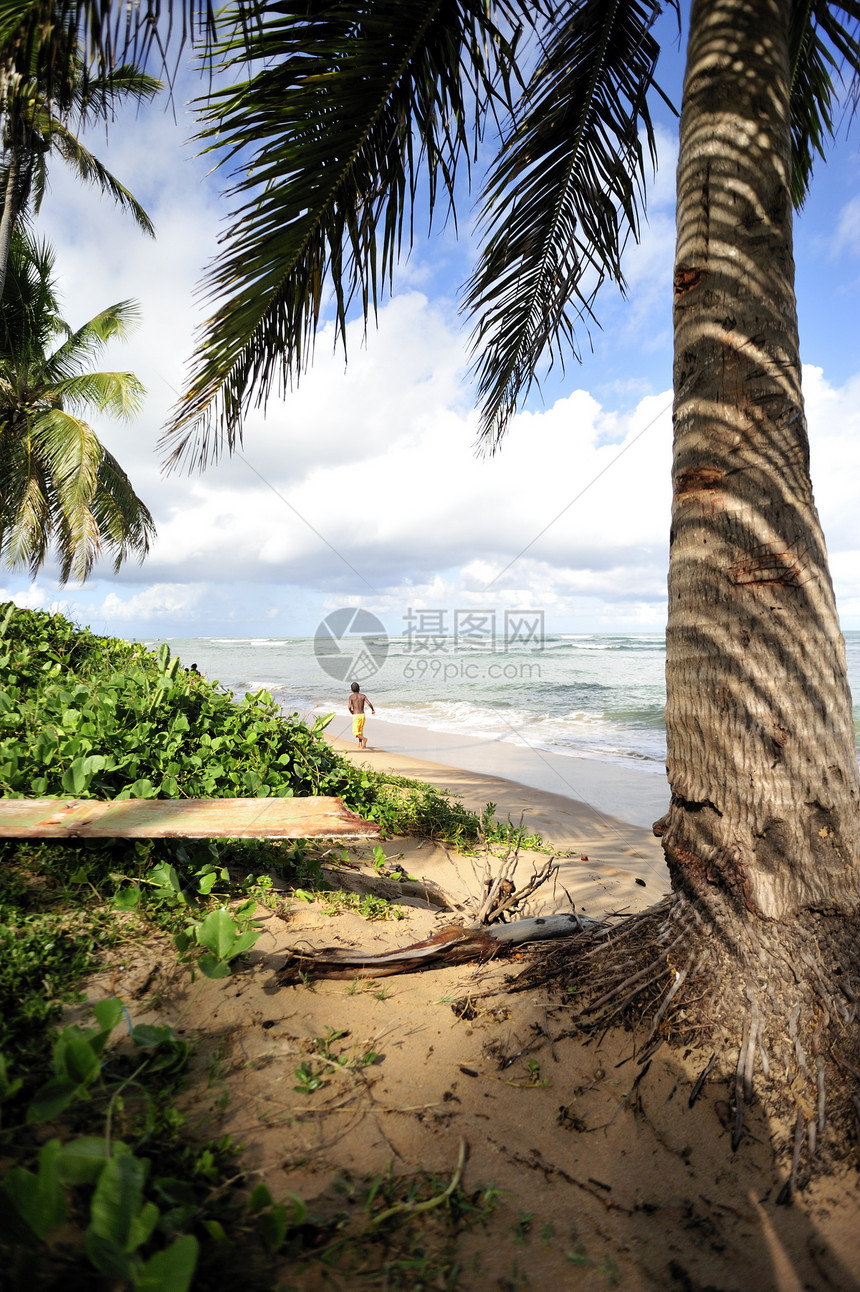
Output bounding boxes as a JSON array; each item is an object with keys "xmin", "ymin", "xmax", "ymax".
[{"xmin": 277, "ymin": 911, "xmax": 604, "ymax": 983}]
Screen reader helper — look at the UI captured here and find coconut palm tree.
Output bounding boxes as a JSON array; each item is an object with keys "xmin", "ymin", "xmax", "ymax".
[
  {"xmin": 0, "ymin": 228, "xmax": 155, "ymax": 581},
  {"xmin": 0, "ymin": 4, "xmax": 159, "ymax": 300},
  {"xmin": 26, "ymin": 0, "xmax": 860, "ymax": 1187}
]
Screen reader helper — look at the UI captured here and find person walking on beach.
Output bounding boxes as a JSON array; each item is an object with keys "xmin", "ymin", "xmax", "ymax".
[{"xmin": 348, "ymin": 682, "xmax": 375, "ymax": 749}]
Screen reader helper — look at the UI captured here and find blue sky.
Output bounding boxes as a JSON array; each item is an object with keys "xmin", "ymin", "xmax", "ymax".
[{"xmin": 3, "ymin": 14, "xmax": 860, "ymax": 643}]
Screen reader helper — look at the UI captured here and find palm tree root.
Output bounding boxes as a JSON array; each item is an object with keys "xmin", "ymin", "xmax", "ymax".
[{"xmin": 514, "ymin": 891, "xmax": 860, "ymax": 1198}]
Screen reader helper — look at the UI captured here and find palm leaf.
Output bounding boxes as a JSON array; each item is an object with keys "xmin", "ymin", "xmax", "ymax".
[
  {"xmin": 1, "ymin": 448, "xmax": 52, "ymax": 576},
  {"xmin": 789, "ymin": 0, "xmax": 860, "ymax": 207},
  {"xmin": 88, "ymin": 444, "xmax": 156, "ymax": 572},
  {"xmin": 71, "ymin": 62, "xmax": 163, "ymax": 124},
  {"xmin": 44, "ymin": 299, "xmax": 142, "ymax": 383},
  {"xmin": 32, "ymin": 407, "xmax": 103, "ymax": 581},
  {"xmin": 464, "ymin": 0, "xmax": 666, "ymax": 450},
  {"xmin": 33, "ymin": 407, "xmax": 101, "ymax": 496},
  {"xmin": 161, "ymin": 0, "xmax": 531, "ymax": 471},
  {"xmin": 51, "ymin": 370, "xmax": 145, "ymax": 418},
  {"xmin": 0, "ymin": 1, "xmax": 215, "ymax": 99},
  {"xmin": 35, "ymin": 116, "xmax": 156, "ymax": 234},
  {"xmin": 0, "ymin": 229, "xmax": 62, "ymax": 360}
]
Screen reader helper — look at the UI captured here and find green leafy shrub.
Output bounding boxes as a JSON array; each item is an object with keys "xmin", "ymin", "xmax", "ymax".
[
  {"xmin": 0, "ymin": 602, "xmax": 533, "ymax": 851},
  {"xmin": 0, "ymin": 603, "xmax": 353, "ymax": 802}
]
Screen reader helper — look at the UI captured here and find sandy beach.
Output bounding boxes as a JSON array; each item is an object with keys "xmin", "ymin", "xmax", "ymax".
[
  {"xmin": 83, "ymin": 729, "xmax": 859, "ymax": 1289},
  {"xmin": 327, "ymin": 715, "xmax": 672, "ymax": 919},
  {"xmin": 326, "ymin": 712, "xmax": 670, "ymax": 831}
]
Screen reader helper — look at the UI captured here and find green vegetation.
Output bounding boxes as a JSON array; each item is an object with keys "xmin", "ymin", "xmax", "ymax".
[
  {"xmin": 0, "ymin": 603, "xmax": 537, "ymax": 853},
  {"xmin": 0, "ymin": 602, "xmax": 533, "ymax": 1287}
]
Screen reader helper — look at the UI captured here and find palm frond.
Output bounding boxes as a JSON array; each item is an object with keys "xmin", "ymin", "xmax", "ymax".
[
  {"xmin": 39, "ymin": 117, "xmax": 156, "ymax": 234},
  {"xmin": 89, "ymin": 445, "xmax": 156, "ymax": 572},
  {"xmin": 161, "ymin": 0, "xmax": 532, "ymax": 472},
  {"xmin": 0, "ymin": 228, "xmax": 62, "ymax": 360},
  {"xmin": 789, "ymin": 0, "xmax": 860, "ymax": 207},
  {"xmin": 45, "ymin": 299, "xmax": 142, "ymax": 381},
  {"xmin": 0, "ymin": 1, "xmax": 215, "ymax": 101},
  {"xmin": 33, "ymin": 407, "xmax": 101, "ymax": 496},
  {"xmin": 33, "ymin": 407, "xmax": 102, "ymax": 581},
  {"xmin": 464, "ymin": 0, "xmax": 666, "ymax": 450},
  {"xmin": 1, "ymin": 453, "xmax": 52, "ymax": 577},
  {"xmin": 72, "ymin": 62, "xmax": 163, "ymax": 126},
  {"xmin": 51, "ymin": 370, "xmax": 145, "ymax": 418}
]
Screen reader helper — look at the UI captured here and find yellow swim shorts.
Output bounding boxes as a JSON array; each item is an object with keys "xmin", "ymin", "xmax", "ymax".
[{"xmin": 352, "ymin": 714, "xmax": 365, "ymax": 737}]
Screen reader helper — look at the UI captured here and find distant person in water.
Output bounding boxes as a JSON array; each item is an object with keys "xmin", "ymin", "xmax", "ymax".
[{"xmin": 348, "ymin": 682, "xmax": 375, "ymax": 749}]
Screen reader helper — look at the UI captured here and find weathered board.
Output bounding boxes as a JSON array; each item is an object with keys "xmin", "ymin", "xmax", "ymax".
[{"xmin": 0, "ymin": 796, "xmax": 380, "ymax": 840}]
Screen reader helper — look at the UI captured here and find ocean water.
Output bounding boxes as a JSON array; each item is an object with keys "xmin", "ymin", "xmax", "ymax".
[{"xmin": 139, "ymin": 631, "xmax": 860, "ymax": 776}]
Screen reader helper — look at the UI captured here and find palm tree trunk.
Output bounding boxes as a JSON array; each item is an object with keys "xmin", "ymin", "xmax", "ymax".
[
  {"xmin": 662, "ymin": 0, "xmax": 859, "ymax": 920},
  {"xmin": 0, "ymin": 144, "xmax": 22, "ymax": 304}
]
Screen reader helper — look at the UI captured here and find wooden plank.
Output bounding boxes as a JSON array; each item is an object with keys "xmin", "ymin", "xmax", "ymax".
[{"xmin": 0, "ymin": 797, "xmax": 380, "ymax": 840}]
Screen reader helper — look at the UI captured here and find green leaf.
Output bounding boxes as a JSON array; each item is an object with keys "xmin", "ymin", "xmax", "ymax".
[
  {"xmin": 127, "ymin": 1199, "xmax": 160, "ymax": 1253},
  {"xmin": 27, "ymin": 1075, "xmax": 81, "ymax": 1123},
  {"xmin": 135, "ymin": 1234, "xmax": 199, "ymax": 1292},
  {"xmin": 56, "ymin": 1028, "xmax": 102, "ymax": 1084},
  {"xmin": 4, "ymin": 1140, "xmax": 67, "ymax": 1239},
  {"xmin": 195, "ymin": 908, "xmax": 239, "ymax": 960},
  {"xmin": 62, "ymin": 755, "xmax": 94, "ymax": 794},
  {"xmin": 249, "ymin": 1183, "xmax": 273, "ymax": 1213},
  {"xmin": 85, "ymin": 1231, "xmax": 131, "ymax": 1280},
  {"xmin": 0, "ymin": 1051, "xmax": 23, "ymax": 1101},
  {"xmin": 147, "ymin": 862, "xmax": 183, "ymax": 895},
  {"xmin": 58, "ymin": 1136, "xmax": 117, "ymax": 1185},
  {"xmin": 127, "ymin": 777, "xmax": 158, "ymax": 798},
  {"xmin": 226, "ymin": 928, "xmax": 259, "ymax": 959},
  {"xmin": 131, "ymin": 1023, "xmax": 177, "ymax": 1049},
  {"xmin": 285, "ymin": 1192, "xmax": 308, "ymax": 1225},
  {"xmin": 88, "ymin": 1151, "xmax": 151, "ymax": 1252},
  {"xmin": 91, "ymin": 997, "xmax": 124, "ymax": 1036},
  {"xmin": 258, "ymin": 1203, "xmax": 288, "ymax": 1251},
  {"xmin": 197, "ymin": 953, "xmax": 231, "ymax": 979},
  {"xmin": 115, "ymin": 885, "xmax": 141, "ymax": 909}
]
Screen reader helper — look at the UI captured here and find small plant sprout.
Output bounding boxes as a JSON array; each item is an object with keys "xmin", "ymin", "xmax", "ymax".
[
  {"xmin": 566, "ymin": 1244, "xmax": 621, "ymax": 1286},
  {"xmin": 513, "ymin": 1211, "xmax": 534, "ymax": 1244},
  {"xmin": 293, "ymin": 1062, "xmax": 325, "ymax": 1094}
]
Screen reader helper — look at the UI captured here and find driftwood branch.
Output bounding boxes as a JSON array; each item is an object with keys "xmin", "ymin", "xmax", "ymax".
[{"xmin": 277, "ymin": 912, "xmax": 605, "ymax": 983}]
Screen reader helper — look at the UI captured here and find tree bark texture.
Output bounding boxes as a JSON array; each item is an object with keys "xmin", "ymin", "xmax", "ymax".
[
  {"xmin": 663, "ymin": 0, "xmax": 859, "ymax": 920},
  {"xmin": 0, "ymin": 145, "xmax": 22, "ymax": 304}
]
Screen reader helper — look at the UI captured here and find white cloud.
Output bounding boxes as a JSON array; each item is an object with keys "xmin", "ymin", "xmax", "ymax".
[
  {"xmin": 0, "ymin": 584, "xmax": 71, "ymax": 615},
  {"xmin": 832, "ymin": 195, "xmax": 860, "ymax": 258},
  {"xmin": 3, "ymin": 87, "xmax": 859, "ymax": 639},
  {"xmin": 99, "ymin": 584, "xmax": 208, "ymax": 621}
]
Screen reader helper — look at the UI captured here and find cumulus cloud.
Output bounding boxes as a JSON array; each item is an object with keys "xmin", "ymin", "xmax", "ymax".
[
  {"xmin": 99, "ymin": 584, "xmax": 208, "ymax": 621},
  {"xmin": 3, "ymin": 88, "xmax": 859, "ymax": 639},
  {"xmin": 0, "ymin": 584, "xmax": 72, "ymax": 615}
]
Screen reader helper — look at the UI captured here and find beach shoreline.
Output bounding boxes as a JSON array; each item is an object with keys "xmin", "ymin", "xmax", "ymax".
[
  {"xmin": 326, "ymin": 714, "xmax": 672, "ymax": 915},
  {"xmin": 326, "ymin": 710, "xmax": 670, "ymax": 830}
]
